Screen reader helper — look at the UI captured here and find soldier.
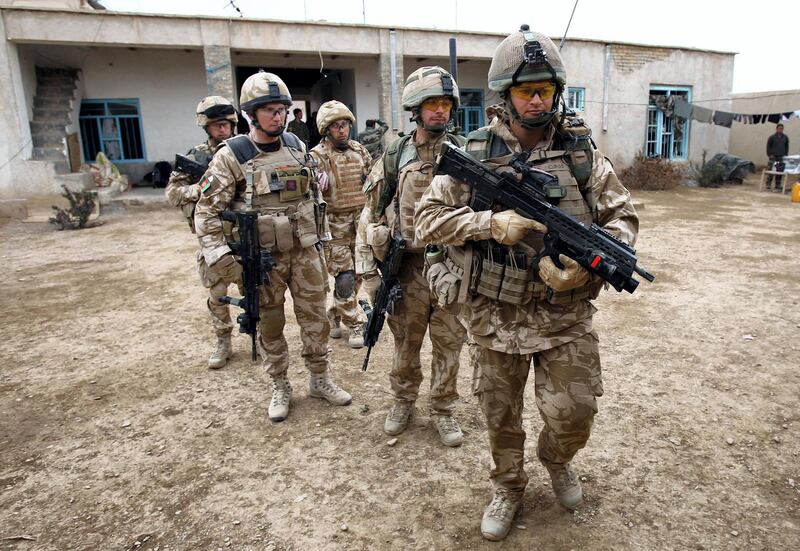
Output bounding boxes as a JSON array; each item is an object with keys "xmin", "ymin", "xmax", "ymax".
[
  {"xmin": 165, "ymin": 96, "xmax": 241, "ymax": 369},
  {"xmin": 194, "ymin": 71, "xmax": 352, "ymax": 422},
  {"xmin": 356, "ymin": 67, "xmax": 467, "ymax": 447},
  {"xmin": 415, "ymin": 26, "xmax": 639, "ymax": 540},
  {"xmin": 287, "ymin": 108, "xmax": 310, "ymax": 146},
  {"xmin": 357, "ymin": 118, "xmax": 389, "ymax": 161},
  {"xmin": 310, "ymin": 101, "xmax": 373, "ymax": 349}
]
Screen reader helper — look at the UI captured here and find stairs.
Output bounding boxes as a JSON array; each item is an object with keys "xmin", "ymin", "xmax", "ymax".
[{"xmin": 29, "ymin": 67, "xmax": 80, "ymax": 174}]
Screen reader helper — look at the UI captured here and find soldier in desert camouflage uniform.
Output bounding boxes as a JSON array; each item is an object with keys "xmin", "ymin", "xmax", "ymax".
[
  {"xmin": 310, "ymin": 101, "xmax": 373, "ymax": 349},
  {"xmin": 415, "ymin": 26, "xmax": 639, "ymax": 540},
  {"xmin": 357, "ymin": 118, "xmax": 389, "ymax": 161},
  {"xmin": 194, "ymin": 71, "xmax": 352, "ymax": 423},
  {"xmin": 357, "ymin": 67, "xmax": 467, "ymax": 447},
  {"xmin": 165, "ymin": 96, "xmax": 240, "ymax": 369}
]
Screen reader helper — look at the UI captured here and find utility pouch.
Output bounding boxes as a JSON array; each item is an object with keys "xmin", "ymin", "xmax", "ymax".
[
  {"xmin": 295, "ymin": 200, "xmax": 319, "ymax": 249},
  {"xmin": 273, "ymin": 215, "xmax": 294, "ymax": 252},
  {"xmin": 367, "ymin": 224, "xmax": 391, "ymax": 262},
  {"xmin": 498, "ymin": 252, "xmax": 530, "ymax": 305},
  {"xmin": 476, "ymin": 246, "xmax": 505, "ymax": 300},
  {"xmin": 257, "ymin": 214, "xmax": 277, "ymax": 249},
  {"xmin": 276, "ymin": 167, "xmax": 311, "ymax": 202}
]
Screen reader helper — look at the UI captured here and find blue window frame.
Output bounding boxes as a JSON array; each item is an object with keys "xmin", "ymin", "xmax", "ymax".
[
  {"xmin": 79, "ymin": 99, "xmax": 146, "ymax": 162},
  {"xmin": 646, "ymin": 86, "xmax": 691, "ymax": 160},
  {"xmin": 567, "ymin": 87, "xmax": 585, "ymax": 111},
  {"xmin": 457, "ymin": 89, "xmax": 485, "ymax": 134}
]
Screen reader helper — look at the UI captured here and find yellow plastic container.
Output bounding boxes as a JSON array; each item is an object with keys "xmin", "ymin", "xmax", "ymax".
[{"xmin": 793, "ymin": 182, "xmax": 800, "ymax": 203}]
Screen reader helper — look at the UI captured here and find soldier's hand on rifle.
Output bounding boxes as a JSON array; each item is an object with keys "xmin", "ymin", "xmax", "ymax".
[
  {"xmin": 538, "ymin": 254, "xmax": 590, "ymax": 292},
  {"xmin": 490, "ymin": 209, "xmax": 547, "ymax": 245},
  {"xmin": 212, "ymin": 253, "xmax": 243, "ymax": 282}
]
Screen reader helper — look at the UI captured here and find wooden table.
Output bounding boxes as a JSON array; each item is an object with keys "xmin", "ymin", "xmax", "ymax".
[{"xmin": 759, "ymin": 169, "xmax": 797, "ymax": 194}]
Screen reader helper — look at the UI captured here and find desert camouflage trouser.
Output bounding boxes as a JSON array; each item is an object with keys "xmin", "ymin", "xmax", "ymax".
[
  {"xmin": 323, "ymin": 208, "xmax": 362, "ymax": 329},
  {"xmin": 471, "ymin": 330, "xmax": 603, "ymax": 491},
  {"xmin": 256, "ymin": 244, "xmax": 331, "ymax": 376},
  {"xmin": 387, "ymin": 254, "xmax": 465, "ymax": 414},
  {"xmin": 197, "ymin": 251, "xmax": 243, "ymax": 337}
]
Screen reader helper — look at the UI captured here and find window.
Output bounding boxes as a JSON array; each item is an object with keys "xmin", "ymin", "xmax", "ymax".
[
  {"xmin": 457, "ymin": 89, "xmax": 485, "ymax": 134},
  {"xmin": 79, "ymin": 99, "xmax": 145, "ymax": 162},
  {"xmin": 567, "ymin": 87, "xmax": 585, "ymax": 111},
  {"xmin": 646, "ymin": 87, "xmax": 690, "ymax": 160}
]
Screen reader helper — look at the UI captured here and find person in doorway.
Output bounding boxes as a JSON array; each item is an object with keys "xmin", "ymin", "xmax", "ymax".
[{"xmin": 287, "ymin": 107, "xmax": 310, "ymax": 146}]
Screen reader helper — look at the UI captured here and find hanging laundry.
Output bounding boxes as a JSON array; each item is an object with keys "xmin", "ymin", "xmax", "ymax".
[
  {"xmin": 692, "ymin": 105, "xmax": 713, "ymax": 124},
  {"xmin": 712, "ymin": 110, "xmax": 734, "ymax": 128},
  {"xmin": 767, "ymin": 114, "xmax": 781, "ymax": 124},
  {"xmin": 672, "ymin": 98, "xmax": 693, "ymax": 120},
  {"xmin": 780, "ymin": 111, "xmax": 793, "ymax": 122}
]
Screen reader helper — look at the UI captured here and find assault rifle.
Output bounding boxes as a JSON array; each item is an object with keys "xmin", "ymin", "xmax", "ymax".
[
  {"xmin": 358, "ymin": 233, "xmax": 406, "ymax": 371},
  {"xmin": 174, "ymin": 154, "xmax": 211, "ymax": 183},
  {"xmin": 434, "ymin": 143, "xmax": 655, "ymax": 293},
  {"xmin": 219, "ymin": 210, "xmax": 277, "ymax": 360}
]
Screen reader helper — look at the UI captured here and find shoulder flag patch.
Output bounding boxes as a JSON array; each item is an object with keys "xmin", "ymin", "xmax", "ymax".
[{"xmin": 200, "ymin": 175, "xmax": 215, "ymax": 195}]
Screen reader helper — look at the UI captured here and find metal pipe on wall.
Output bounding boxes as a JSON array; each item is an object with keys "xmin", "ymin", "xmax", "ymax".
[
  {"xmin": 602, "ymin": 43, "xmax": 611, "ymax": 133},
  {"xmin": 389, "ymin": 29, "xmax": 399, "ymax": 130}
]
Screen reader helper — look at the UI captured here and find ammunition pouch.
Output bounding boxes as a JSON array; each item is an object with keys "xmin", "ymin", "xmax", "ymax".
[{"xmin": 446, "ymin": 242, "xmax": 603, "ymax": 306}]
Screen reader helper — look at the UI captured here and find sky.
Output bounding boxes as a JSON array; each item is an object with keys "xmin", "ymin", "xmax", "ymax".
[{"xmin": 102, "ymin": 0, "xmax": 800, "ymax": 95}]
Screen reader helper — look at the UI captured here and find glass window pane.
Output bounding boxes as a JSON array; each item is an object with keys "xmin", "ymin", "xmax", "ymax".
[
  {"xmin": 107, "ymin": 101, "xmax": 138, "ymax": 116},
  {"xmin": 80, "ymin": 102, "xmax": 105, "ymax": 117},
  {"xmin": 101, "ymin": 118, "xmax": 118, "ymax": 139}
]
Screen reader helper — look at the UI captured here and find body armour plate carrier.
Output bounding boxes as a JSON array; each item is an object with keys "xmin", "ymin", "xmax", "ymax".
[{"xmin": 317, "ymin": 141, "xmax": 368, "ymax": 212}]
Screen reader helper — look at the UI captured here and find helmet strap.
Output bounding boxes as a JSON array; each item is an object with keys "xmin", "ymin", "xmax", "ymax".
[{"xmin": 503, "ymin": 88, "xmax": 562, "ymax": 130}]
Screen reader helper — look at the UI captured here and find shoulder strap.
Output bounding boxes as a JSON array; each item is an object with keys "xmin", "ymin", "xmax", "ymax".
[
  {"xmin": 280, "ymin": 131, "xmax": 304, "ymax": 151},
  {"xmin": 376, "ymin": 134, "xmax": 412, "ymax": 217},
  {"xmin": 224, "ymin": 135, "xmax": 260, "ymax": 164},
  {"xmin": 447, "ymin": 133, "xmax": 467, "ymax": 148}
]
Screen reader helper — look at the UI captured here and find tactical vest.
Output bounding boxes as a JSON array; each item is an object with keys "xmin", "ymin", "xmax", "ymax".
[
  {"xmin": 225, "ymin": 134, "xmax": 320, "ymax": 251},
  {"xmin": 316, "ymin": 141, "xmax": 368, "ymax": 212},
  {"xmin": 390, "ymin": 133, "xmax": 464, "ymax": 253},
  {"xmin": 376, "ymin": 132, "xmax": 465, "ymax": 219},
  {"xmin": 448, "ymin": 118, "xmax": 602, "ymax": 305}
]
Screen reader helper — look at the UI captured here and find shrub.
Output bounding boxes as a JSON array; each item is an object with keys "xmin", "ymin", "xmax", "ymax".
[
  {"xmin": 618, "ymin": 152, "xmax": 684, "ymax": 191},
  {"xmin": 49, "ymin": 185, "xmax": 97, "ymax": 230}
]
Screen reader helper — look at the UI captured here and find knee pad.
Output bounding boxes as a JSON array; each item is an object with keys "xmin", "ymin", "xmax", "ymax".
[
  {"xmin": 334, "ymin": 270, "xmax": 356, "ymax": 299},
  {"xmin": 260, "ymin": 306, "xmax": 286, "ymax": 338}
]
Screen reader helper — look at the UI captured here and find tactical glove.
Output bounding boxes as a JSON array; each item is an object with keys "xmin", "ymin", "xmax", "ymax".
[
  {"xmin": 538, "ymin": 254, "xmax": 590, "ymax": 292},
  {"xmin": 490, "ymin": 209, "xmax": 547, "ymax": 245}
]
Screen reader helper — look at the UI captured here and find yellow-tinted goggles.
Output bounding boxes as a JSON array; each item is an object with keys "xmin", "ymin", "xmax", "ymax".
[
  {"xmin": 420, "ymin": 97, "xmax": 454, "ymax": 111},
  {"xmin": 509, "ymin": 81, "xmax": 557, "ymax": 101}
]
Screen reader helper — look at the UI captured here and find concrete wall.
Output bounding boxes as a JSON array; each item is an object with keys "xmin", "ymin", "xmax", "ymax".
[
  {"xmin": 729, "ymin": 90, "xmax": 800, "ymax": 167},
  {"xmin": 0, "ymin": 6, "xmax": 737, "ymax": 196}
]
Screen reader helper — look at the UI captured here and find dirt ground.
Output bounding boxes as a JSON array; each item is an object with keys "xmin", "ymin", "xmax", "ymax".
[{"xmin": 1, "ymin": 179, "xmax": 799, "ymax": 550}]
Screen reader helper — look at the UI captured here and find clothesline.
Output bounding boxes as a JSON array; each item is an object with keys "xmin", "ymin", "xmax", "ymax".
[{"xmin": 667, "ymin": 97, "xmax": 799, "ymax": 128}]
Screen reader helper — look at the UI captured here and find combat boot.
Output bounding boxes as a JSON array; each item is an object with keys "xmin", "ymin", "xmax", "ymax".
[
  {"xmin": 329, "ymin": 318, "xmax": 343, "ymax": 339},
  {"xmin": 546, "ymin": 462, "xmax": 583, "ymax": 509},
  {"xmin": 432, "ymin": 414, "xmax": 464, "ymax": 447},
  {"xmin": 268, "ymin": 376, "xmax": 292, "ymax": 422},
  {"xmin": 384, "ymin": 400, "xmax": 414, "ymax": 436},
  {"xmin": 309, "ymin": 371, "xmax": 352, "ymax": 406},
  {"xmin": 208, "ymin": 335, "xmax": 232, "ymax": 369},
  {"xmin": 347, "ymin": 326, "xmax": 364, "ymax": 349},
  {"xmin": 480, "ymin": 488, "xmax": 523, "ymax": 541}
]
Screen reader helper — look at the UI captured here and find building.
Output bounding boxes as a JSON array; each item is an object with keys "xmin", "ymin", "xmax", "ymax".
[
  {"xmin": 0, "ymin": 1, "xmax": 736, "ymax": 198},
  {"xmin": 729, "ymin": 90, "xmax": 799, "ymax": 167}
]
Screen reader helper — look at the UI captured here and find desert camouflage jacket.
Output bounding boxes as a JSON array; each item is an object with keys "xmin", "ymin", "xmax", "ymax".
[{"xmin": 414, "ymin": 110, "xmax": 639, "ymax": 354}]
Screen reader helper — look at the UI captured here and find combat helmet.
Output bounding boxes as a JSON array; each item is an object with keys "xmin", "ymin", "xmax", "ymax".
[
  {"xmin": 195, "ymin": 96, "xmax": 238, "ymax": 128},
  {"xmin": 401, "ymin": 66, "xmax": 460, "ymax": 133},
  {"xmin": 239, "ymin": 70, "xmax": 292, "ymax": 134},
  {"xmin": 317, "ymin": 100, "xmax": 356, "ymax": 137},
  {"xmin": 488, "ymin": 24, "xmax": 566, "ymax": 128}
]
